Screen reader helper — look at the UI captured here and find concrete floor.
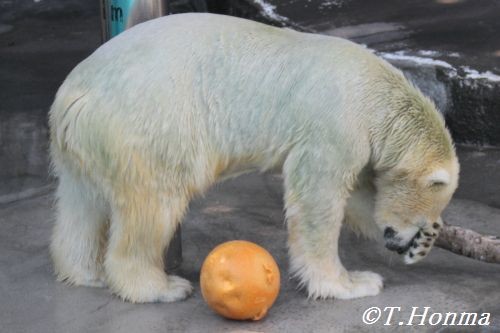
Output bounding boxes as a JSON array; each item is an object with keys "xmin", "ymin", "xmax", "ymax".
[
  {"xmin": 1, "ymin": 0, "xmax": 500, "ymax": 201},
  {"xmin": 1, "ymin": 172, "xmax": 499, "ymax": 333}
]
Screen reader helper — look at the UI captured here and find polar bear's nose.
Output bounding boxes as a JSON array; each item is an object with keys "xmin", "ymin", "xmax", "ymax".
[
  {"xmin": 384, "ymin": 227, "xmax": 413, "ymax": 254},
  {"xmin": 385, "ymin": 241, "xmax": 409, "ymax": 254},
  {"xmin": 384, "ymin": 227, "xmax": 396, "ymax": 240}
]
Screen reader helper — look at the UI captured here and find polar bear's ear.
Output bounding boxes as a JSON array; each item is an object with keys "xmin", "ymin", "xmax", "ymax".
[{"xmin": 427, "ymin": 169, "xmax": 450, "ymax": 187}]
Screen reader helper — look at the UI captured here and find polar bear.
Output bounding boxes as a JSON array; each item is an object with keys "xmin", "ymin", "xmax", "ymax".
[{"xmin": 49, "ymin": 13, "xmax": 459, "ymax": 303}]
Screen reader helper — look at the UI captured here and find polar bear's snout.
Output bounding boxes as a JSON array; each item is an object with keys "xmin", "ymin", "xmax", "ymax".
[{"xmin": 383, "ymin": 226, "xmax": 420, "ymax": 254}]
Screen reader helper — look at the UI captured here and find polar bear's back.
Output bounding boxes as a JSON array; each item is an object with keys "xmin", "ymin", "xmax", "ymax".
[
  {"xmin": 49, "ymin": 13, "xmax": 404, "ymax": 183},
  {"xmin": 53, "ymin": 13, "xmax": 385, "ymax": 122}
]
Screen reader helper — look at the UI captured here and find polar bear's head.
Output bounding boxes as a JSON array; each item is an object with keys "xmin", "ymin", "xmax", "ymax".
[{"xmin": 374, "ymin": 155, "xmax": 459, "ymax": 264}]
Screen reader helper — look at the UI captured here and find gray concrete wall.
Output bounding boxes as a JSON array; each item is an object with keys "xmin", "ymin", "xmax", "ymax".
[
  {"xmin": 0, "ymin": 109, "xmax": 51, "ymax": 202},
  {"xmin": 0, "ymin": 0, "xmax": 101, "ymax": 203}
]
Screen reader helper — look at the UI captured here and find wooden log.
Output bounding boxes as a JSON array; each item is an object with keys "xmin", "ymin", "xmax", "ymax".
[{"xmin": 435, "ymin": 222, "xmax": 500, "ymax": 264}]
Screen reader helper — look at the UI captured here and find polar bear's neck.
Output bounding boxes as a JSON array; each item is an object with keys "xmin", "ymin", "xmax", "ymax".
[{"xmin": 368, "ymin": 71, "xmax": 455, "ymax": 171}]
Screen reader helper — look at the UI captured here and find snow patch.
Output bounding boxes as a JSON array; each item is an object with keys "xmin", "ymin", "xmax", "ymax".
[
  {"xmin": 417, "ymin": 50, "xmax": 441, "ymax": 57},
  {"xmin": 319, "ymin": 0, "xmax": 347, "ymax": 9},
  {"xmin": 380, "ymin": 50, "xmax": 500, "ymax": 83},
  {"xmin": 380, "ymin": 51, "xmax": 454, "ymax": 69},
  {"xmin": 462, "ymin": 66, "xmax": 500, "ymax": 82},
  {"xmin": 253, "ymin": 0, "xmax": 289, "ymax": 22}
]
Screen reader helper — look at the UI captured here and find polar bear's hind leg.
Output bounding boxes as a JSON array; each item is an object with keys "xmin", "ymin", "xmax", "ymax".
[
  {"xmin": 50, "ymin": 169, "xmax": 108, "ymax": 288},
  {"xmin": 104, "ymin": 189, "xmax": 193, "ymax": 303}
]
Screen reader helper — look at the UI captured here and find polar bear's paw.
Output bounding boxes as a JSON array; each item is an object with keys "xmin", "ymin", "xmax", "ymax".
[
  {"xmin": 403, "ymin": 221, "xmax": 442, "ymax": 265},
  {"xmin": 110, "ymin": 271, "xmax": 193, "ymax": 303},
  {"xmin": 306, "ymin": 270, "xmax": 383, "ymax": 300},
  {"xmin": 157, "ymin": 275, "xmax": 194, "ymax": 302}
]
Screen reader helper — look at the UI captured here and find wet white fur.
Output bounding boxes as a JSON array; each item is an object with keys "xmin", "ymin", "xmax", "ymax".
[{"xmin": 49, "ymin": 13, "xmax": 458, "ymax": 302}]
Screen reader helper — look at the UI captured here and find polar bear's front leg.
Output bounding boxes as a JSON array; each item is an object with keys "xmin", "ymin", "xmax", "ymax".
[
  {"xmin": 283, "ymin": 149, "xmax": 383, "ymax": 300},
  {"xmin": 286, "ymin": 202, "xmax": 383, "ymax": 300}
]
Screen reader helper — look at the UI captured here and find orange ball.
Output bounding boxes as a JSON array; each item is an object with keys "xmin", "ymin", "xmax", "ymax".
[{"xmin": 200, "ymin": 240, "xmax": 280, "ymax": 321}]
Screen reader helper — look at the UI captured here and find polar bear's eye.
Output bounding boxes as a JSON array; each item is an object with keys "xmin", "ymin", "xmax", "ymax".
[{"xmin": 430, "ymin": 180, "xmax": 447, "ymax": 187}]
